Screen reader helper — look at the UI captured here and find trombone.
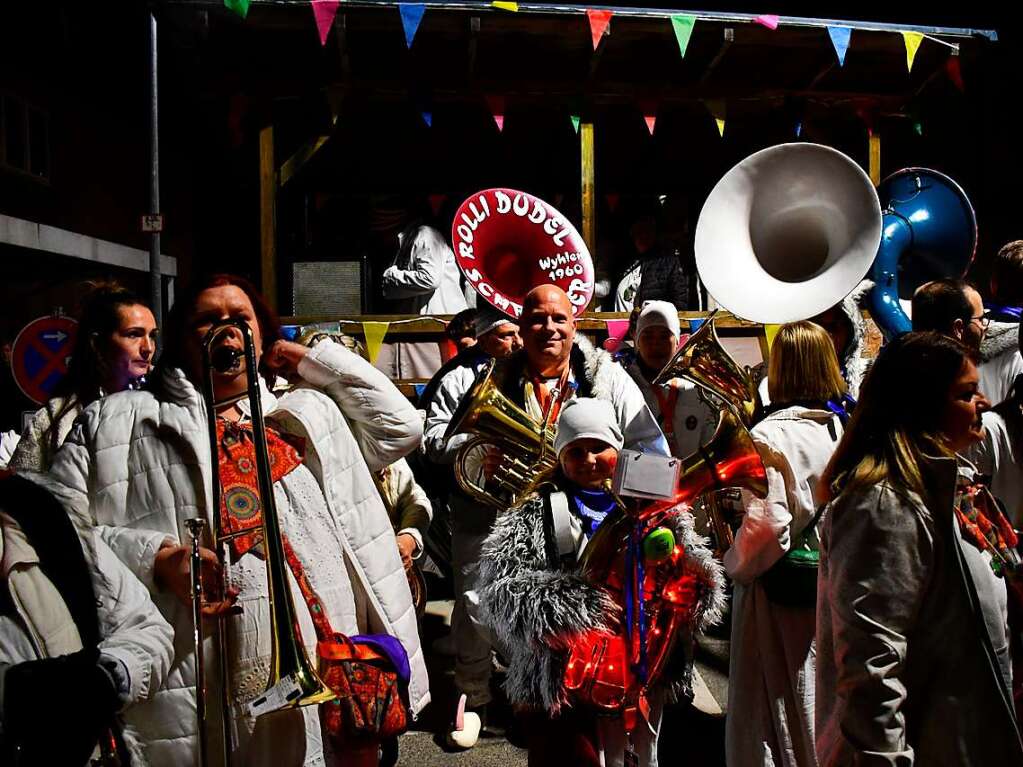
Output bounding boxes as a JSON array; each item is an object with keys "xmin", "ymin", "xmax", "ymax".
[{"xmin": 187, "ymin": 318, "xmax": 335, "ymax": 767}]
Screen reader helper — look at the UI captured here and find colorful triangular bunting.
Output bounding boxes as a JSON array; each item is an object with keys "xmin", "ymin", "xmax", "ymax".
[
  {"xmin": 902, "ymin": 32, "xmax": 924, "ymax": 72},
  {"xmin": 764, "ymin": 324, "xmax": 781, "ymax": 351},
  {"xmin": 421, "ymin": 111, "xmax": 433, "ymax": 127},
  {"xmin": 399, "ymin": 4, "xmax": 425, "ymax": 48},
  {"xmin": 492, "ymin": 1, "xmax": 519, "ymax": 10},
  {"xmin": 486, "ymin": 95, "xmax": 505, "ymax": 132},
  {"xmin": 587, "ymin": 9, "xmax": 613, "ymax": 50},
  {"xmin": 362, "ymin": 322, "xmax": 390, "ymax": 364},
  {"xmin": 705, "ymin": 100, "xmax": 726, "ymax": 137},
  {"xmin": 603, "ymin": 319, "xmax": 631, "ymax": 352},
  {"xmin": 570, "ymin": 114, "xmax": 581, "ymax": 133},
  {"xmin": 670, "ymin": 15, "xmax": 696, "ymax": 58},
  {"xmin": 311, "ymin": 0, "xmax": 340, "ymax": 45},
  {"xmin": 754, "ymin": 14, "xmax": 779, "ymax": 30},
  {"xmin": 224, "ymin": 0, "xmax": 250, "ymax": 18},
  {"xmin": 644, "ymin": 112, "xmax": 656, "ymax": 136},
  {"xmin": 827, "ymin": 26, "xmax": 851, "ymax": 66}
]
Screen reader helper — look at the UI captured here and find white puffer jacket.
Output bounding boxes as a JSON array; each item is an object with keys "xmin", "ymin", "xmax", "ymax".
[{"xmin": 44, "ymin": 340, "xmax": 429, "ymax": 765}]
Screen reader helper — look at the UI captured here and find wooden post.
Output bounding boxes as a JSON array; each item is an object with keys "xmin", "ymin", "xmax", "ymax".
[
  {"xmin": 580, "ymin": 121, "xmax": 596, "ymax": 254},
  {"xmin": 868, "ymin": 132, "xmax": 881, "ymax": 186},
  {"xmin": 259, "ymin": 125, "xmax": 277, "ymax": 312}
]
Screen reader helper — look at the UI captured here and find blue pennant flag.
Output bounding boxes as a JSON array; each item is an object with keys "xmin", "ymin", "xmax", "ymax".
[
  {"xmin": 413, "ymin": 383, "xmax": 427, "ymax": 398},
  {"xmin": 828, "ymin": 27, "xmax": 851, "ymax": 67},
  {"xmin": 400, "ymin": 4, "xmax": 426, "ymax": 48},
  {"xmin": 421, "ymin": 111, "xmax": 433, "ymax": 127},
  {"xmin": 688, "ymin": 318, "xmax": 706, "ymax": 333}
]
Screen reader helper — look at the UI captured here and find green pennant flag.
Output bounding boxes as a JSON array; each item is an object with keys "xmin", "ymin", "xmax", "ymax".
[
  {"xmin": 570, "ymin": 114, "xmax": 581, "ymax": 133},
  {"xmin": 670, "ymin": 15, "xmax": 696, "ymax": 58},
  {"xmin": 224, "ymin": 0, "xmax": 250, "ymax": 18}
]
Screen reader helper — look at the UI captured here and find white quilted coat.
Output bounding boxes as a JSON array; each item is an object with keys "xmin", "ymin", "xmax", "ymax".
[{"xmin": 44, "ymin": 340, "xmax": 429, "ymax": 766}]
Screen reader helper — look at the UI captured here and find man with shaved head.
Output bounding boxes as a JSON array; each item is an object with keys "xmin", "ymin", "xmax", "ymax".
[{"xmin": 422, "ymin": 284, "xmax": 667, "ymax": 749}]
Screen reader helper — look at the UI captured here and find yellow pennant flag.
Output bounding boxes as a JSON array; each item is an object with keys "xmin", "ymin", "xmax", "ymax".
[
  {"xmin": 362, "ymin": 321, "xmax": 390, "ymax": 364},
  {"xmin": 902, "ymin": 32, "xmax": 924, "ymax": 72},
  {"xmin": 764, "ymin": 324, "xmax": 782, "ymax": 352},
  {"xmin": 492, "ymin": 1, "xmax": 519, "ymax": 10},
  {"xmin": 715, "ymin": 117, "xmax": 726, "ymax": 137}
]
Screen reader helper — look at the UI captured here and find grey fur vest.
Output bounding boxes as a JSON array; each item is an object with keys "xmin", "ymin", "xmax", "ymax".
[{"xmin": 478, "ymin": 489, "xmax": 725, "ymax": 713}]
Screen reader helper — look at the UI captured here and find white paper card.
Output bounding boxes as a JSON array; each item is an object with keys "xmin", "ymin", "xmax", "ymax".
[
  {"xmin": 614, "ymin": 449, "xmax": 679, "ymax": 500},
  {"xmin": 248, "ymin": 673, "xmax": 303, "ymax": 717}
]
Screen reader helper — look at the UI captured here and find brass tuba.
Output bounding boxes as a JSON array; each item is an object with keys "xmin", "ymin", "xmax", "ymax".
[
  {"xmin": 443, "ymin": 358, "xmax": 559, "ymax": 509},
  {"xmin": 564, "ymin": 406, "xmax": 768, "ymax": 713},
  {"xmin": 187, "ymin": 319, "xmax": 335, "ymax": 767}
]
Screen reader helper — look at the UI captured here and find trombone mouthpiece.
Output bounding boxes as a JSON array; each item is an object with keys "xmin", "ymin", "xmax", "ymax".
[{"xmin": 211, "ymin": 345, "xmax": 244, "ymax": 373}]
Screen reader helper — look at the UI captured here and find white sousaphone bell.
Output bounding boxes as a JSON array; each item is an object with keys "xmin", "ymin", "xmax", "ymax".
[{"xmin": 695, "ymin": 142, "xmax": 883, "ymax": 324}]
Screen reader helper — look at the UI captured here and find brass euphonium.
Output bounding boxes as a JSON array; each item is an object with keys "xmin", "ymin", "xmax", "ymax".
[
  {"xmin": 443, "ymin": 358, "xmax": 558, "ymax": 509},
  {"xmin": 188, "ymin": 319, "xmax": 335, "ymax": 767}
]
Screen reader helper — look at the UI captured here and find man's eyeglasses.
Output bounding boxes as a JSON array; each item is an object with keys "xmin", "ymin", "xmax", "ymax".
[{"xmin": 968, "ymin": 314, "xmax": 991, "ymax": 330}]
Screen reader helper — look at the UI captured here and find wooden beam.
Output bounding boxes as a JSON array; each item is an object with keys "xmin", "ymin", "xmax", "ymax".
[
  {"xmin": 259, "ymin": 125, "xmax": 278, "ymax": 312},
  {"xmin": 580, "ymin": 121, "xmax": 596, "ymax": 254},
  {"xmin": 869, "ymin": 133, "xmax": 881, "ymax": 186},
  {"xmin": 279, "ymin": 134, "xmax": 331, "ymax": 187}
]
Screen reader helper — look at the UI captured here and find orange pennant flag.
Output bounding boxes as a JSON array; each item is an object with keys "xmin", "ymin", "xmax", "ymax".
[{"xmin": 587, "ymin": 9, "xmax": 612, "ymax": 49}]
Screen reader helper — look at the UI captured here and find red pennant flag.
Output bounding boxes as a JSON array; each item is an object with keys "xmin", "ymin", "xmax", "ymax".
[
  {"xmin": 946, "ymin": 56, "xmax": 965, "ymax": 91},
  {"xmin": 428, "ymin": 193, "xmax": 447, "ymax": 216},
  {"xmin": 644, "ymin": 113, "xmax": 656, "ymax": 135},
  {"xmin": 587, "ymin": 9, "xmax": 612, "ymax": 49},
  {"xmin": 606, "ymin": 193, "xmax": 621, "ymax": 213},
  {"xmin": 311, "ymin": 0, "xmax": 341, "ymax": 46},
  {"xmin": 486, "ymin": 95, "xmax": 505, "ymax": 131}
]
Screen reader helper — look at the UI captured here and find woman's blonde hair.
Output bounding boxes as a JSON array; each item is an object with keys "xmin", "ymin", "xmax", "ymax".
[
  {"xmin": 767, "ymin": 321, "xmax": 847, "ymax": 406},
  {"xmin": 822, "ymin": 331, "xmax": 977, "ymax": 503}
]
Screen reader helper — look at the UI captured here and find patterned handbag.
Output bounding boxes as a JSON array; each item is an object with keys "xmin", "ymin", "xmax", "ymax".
[{"xmin": 318, "ymin": 633, "xmax": 410, "ymax": 742}]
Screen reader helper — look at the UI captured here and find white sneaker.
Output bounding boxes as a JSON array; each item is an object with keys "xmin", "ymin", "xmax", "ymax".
[{"xmin": 446, "ymin": 694, "xmax": 482, "ymax": 749}]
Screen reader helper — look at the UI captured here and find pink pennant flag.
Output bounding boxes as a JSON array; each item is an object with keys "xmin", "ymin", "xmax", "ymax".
[
  {"xmin": 428, "ymin": 194, "xmax": 447, "ymax": 216},
  {"xmin": 754, "ymin": 14, "xmax": 779, "ymax": 30},
  {"xmin": 603, "ymin": 319, "xmax": 631, "ymax": 352},
  {"xmin": 311, "ymin": 0, "xmax": 341, "ymax": 46},
  {"xmin": 587, "ymin": 9, "xmax": 613, "ymax": 49},
  {"xmin": 486, "ymin": 95, "xmax": 505, "ymax": 131}
]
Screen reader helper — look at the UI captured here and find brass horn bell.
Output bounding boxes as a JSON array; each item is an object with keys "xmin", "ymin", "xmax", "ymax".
[{"xmin": 653, "ymin": 311, "xmax": 760, "ymax": 426}]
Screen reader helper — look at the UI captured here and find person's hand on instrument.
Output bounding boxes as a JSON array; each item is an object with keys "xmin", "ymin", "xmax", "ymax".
[{"xmin": 154, "ymin": 542, "xmax": 241, "ymax": 617}]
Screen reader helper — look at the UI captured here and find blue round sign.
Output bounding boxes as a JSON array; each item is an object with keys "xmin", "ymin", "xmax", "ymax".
[{"xmin": 11, "ymin": 315, "xmax": 79, "ymax": 405}]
